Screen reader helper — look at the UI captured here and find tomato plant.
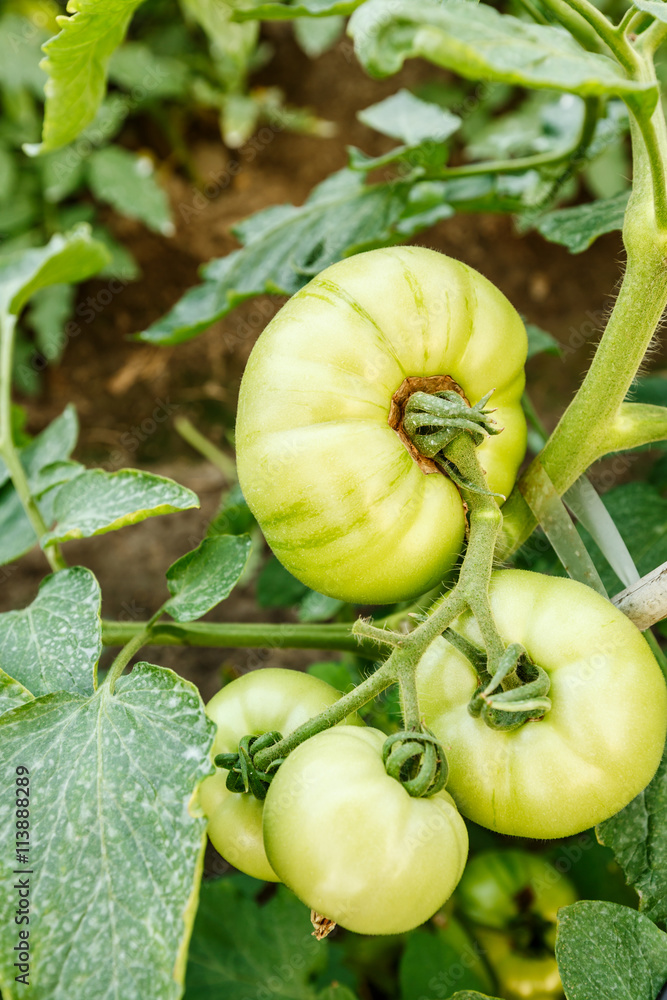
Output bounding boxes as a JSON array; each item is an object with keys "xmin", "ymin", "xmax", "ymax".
[
  {"xmin": 236, "ymin": 245, "xmax": 527, "ymax": 604},
  {"xmin": 6, "ymin": 0, "xmax": 667, "ymax": 996},
  {"xmin": 262, "ymin": 726, "xmax": 469, "ymax": 935}
]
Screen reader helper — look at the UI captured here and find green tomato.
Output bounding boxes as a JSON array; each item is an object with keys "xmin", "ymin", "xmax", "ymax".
[
  {"xmin": 199, "ymin": 668, "xmax": 361, "ymax": 881},
  {"xmin": 475, "ymin": 927, "xmax": 562, "ymax": 1000},
  {"xmin": 236, "ymin": 246, "xmax": 527, "ymax": 605},
  {"xmin": 457, "ymin": 851, "xmax": 576, "ymax": 931},
  {"xmin": 416, "ymin": 570, "xmax": 667, "ymax": 838},
  {"xmin": 262, "ymin": 726, "xmax": 469, "ymax": 935}
]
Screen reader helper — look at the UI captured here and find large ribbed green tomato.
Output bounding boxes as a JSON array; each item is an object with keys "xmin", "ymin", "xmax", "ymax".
[
  {"xmin": 199, "ymin": 668, "xmax": 361, "ymax": 881},
  {"xmin": 262, "ymin": 726, "xmax": 469, "ymax": 935},
  {"xmin": 416, "ymin": 570, "xmax": 667, "ymax": 838},
  {"xmin": 236, "ymin": 246, "xmax": 527, "ymax": 605}
]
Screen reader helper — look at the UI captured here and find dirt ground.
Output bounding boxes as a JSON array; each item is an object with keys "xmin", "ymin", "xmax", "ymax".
[{"xmin": 5, "ymin": 26, "xmax": 661, "ymax": 701}]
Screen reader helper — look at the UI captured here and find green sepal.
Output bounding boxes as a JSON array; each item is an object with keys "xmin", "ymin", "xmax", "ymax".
[
  {"xmin": 382, "ymin": 728, "xmax": 449, "ymax": 797},
  {"xmin": 215, "ymin": 730, "xmax": 284, "ymax": 800},
  {"xmin": 468, "ymin": 644, "xmax": 552, "ymax": 731}
]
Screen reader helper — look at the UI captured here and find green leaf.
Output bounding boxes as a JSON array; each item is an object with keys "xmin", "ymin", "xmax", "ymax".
[
  {"xmin": 86, "ymin": 146, "xmax": 174, "ymax": 236},
  {"xmin": 358, "ymin": 88, "xmax": 461, "ymax": 146},
  {"xmin": 207, "ymin": 483, "xmax": 255, "ymax": 537},
  {"xmin": 109, "ymin": 42, "xmax": 190, "ymax": 99},
  {"xmin": 449, "ymin": 994, "xmax": 502, "ymax": 1000},
  {"xmin": 257, "ymin": 555, "xmax": 310, "ymax": 607},
  {"xmin": 26, "ymin": 283, "xmax": 75, "ymax": 363},
  {"xmin": 233, "ymin": 0, "xmax": 364, "ymax": 20},
  {"xmin": 137, "ymin": 169, "xmax": 411, "ymax": 345},
  {"xmin": 0, "ymin": 664, "xmax": 215, "ymax": 1000},
  {"xmin": 556, "ymin": 901, "xmax": 667, "ymax": 998},
  {"xmin": 185, "ymin": 878, "xmax": 327, "ymax": 998},
  {"xmin": 165, "ymin": 535, "xmax": 252, "ymax": 622},
  {"xmin": 0, "ymin": 567, "xmax": 101, "ymax": 697},
  {"xmin": 535, "ymin": 191, "xmax": 629, "ymax": 253},
  {"xmin": 632, "ymin": 0, "xmax": 667, "ymax": 22},
  {"xmin": 349, "ymin": 0, "xmax": 658, "ymax": 111},
  {"xmin": 598, "ymin": 744, "xmax": 667, "ymax": 925},
  {"xmin": 180, "ymin": 0, "xmax": 258, "ymax": 91},
  {"xmin": 41, "ymin": 468, "xmax": 200, "ymax": 546},
  {"xmin": 38, "ymin": 0, "xmax": 147, "ymax": 153},
  {"xmin": 526, "ymin": 322, "xmax": 562, "ymax": 359},
  {"xmin": 307, "ymin": 660, "xmax": 358, "ymax": 692},
  {"xmin": 294, "ymin": 16, "xmax": 345, "ymax": 58},
  {"xmin": 0, "ymin": 669, "xmax": 34, "ymax": 716},
  {"xmin": 0, "ymin": 225, "xmax": 110, "ymax": 316},
  {"xmin": 298, "ymin": 590, "xmax": 346, "ymax": 622},
  {"xmin": 0, "ymin": 13, "xmax": 49, "ymax": 97},
  {"xmin": 400, "ymin": 927, "xmax": 491, "ymax": 1000}
]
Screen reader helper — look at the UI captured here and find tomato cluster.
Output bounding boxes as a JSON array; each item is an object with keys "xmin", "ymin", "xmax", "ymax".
[{"xmin": 210, "ymin": 247, "xmax": 667, "ymax": 938}]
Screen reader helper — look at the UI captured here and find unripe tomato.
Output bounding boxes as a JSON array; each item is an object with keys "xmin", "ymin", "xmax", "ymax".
[
  {"xmin": 262, "ymin": 726, "xmax": 469, "ymax": 934},
  {"xmin": 236, "ymin": 246, "xmax": 527, "ymax": 604},
  {"xmin": 457, "ymin": 851, "xmax": 576, "ymax": 931},
  {"xmin": 199, "ymin": 668, "xmax": 362, "ymax": 881},
  {"xmin": 416, "ymin": 570, "xmax": 667, "ymax": 838},
  {"xmin": 475, "ymin": 927, "xmax": 562, "ymax": 1000}
]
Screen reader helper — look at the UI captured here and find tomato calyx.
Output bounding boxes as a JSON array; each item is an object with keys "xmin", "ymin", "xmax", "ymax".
[
  {"xmin": 382, "ymin": 727, "xmax": 449, "ymax": 797},
  {"xmin": 389, "ymin": 374, "xmax": 470, "ymax": 474},
  {"xmin": 468, "ymin": 642, "xmax": 552, "ymax": 731},
  {"xmin": 214, "ymin": 731, "xmax": 284, "ymax": 799},
  {"xmin": 400, "ymin": 388, "xmax": 504, "ymax": 497}
]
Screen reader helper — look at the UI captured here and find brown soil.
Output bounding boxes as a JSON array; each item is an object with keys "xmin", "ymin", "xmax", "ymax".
[{"xmin": 7, "ymin": 27, "xmax": 664, "ymax": 697}]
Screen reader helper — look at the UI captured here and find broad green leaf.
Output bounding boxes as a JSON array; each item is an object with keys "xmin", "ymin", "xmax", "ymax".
[
  {"xmin": 308, "ymin": 660, "xmax": 359, "ymax": 692},
  {"xmin": 598, "ymin": 745, "xmax": 667, "ymax": 924},
  {"xmin": 317, "ymin": 988, "xmax": 360, "ymax": 1000},
  {"xmin": 41, "ymin": 468, "xmax": 200, "ymax": 546},
  {"xmin": 294, "ymin": 16, "xmax": 345, "ymax": 57},
  {"xmin": 556, "ymin": 901, "xmax": 667, "ymax": 998},
  {"xmin": 450, "ymin": 994, "xmax": 502, "ymax": 1000},
  {"xmin": 38, "ymin": 0, "xmax": 147, "ymax": 153},
  {"xmin": 207, "ymin": 483, "xmax": 255, "ymax": 537},
  {"xmin": 86, "ymin": 146, "xmax": 174, "ymax": 236},
  {"xmin": 180, "ymin": 0, "xmax": 258, "ymax": 91},
  {"xmin": 233, "ymin": 0, "xmax": 364, "ymax": 19},
  {"xmin": 298, "ymin": 590, "xmax": 346, "ymax": 622},
  {"xmin": 535, "ymin": 191, "xmax": 629, "ymax": 253},
  {"xmin": 0, "ymin": 567, "xmax": 101, "ymax": 697},
  {"xmin": 400, "ymin": 926, "xmax": 492, "ymax": 1000},
  {"xmin": 0, "ymin": 664, "xmax": 215, "ymax": 1000},
  {"xmin": 137, "ymin": 170, "xmax": 411, "ymax": 345},
  {"xmin": 358, "ymin": 89, "xmax": 461, "ymax": 146},
  {"xmin": 0, "ymin": 669, "xmax": 33, "ymax": 716},
  {"xmin": 21, "ymin": 404, "xmax": 79, "ymax": 488},
  {"xmin": 633, "ymin": 0, "xmax": 667, "ymax": 21},
  {"xmin": 164, "ymin": 535, "xmax": 252, "ymax": 622},
  {"xmin": 185, "ymin": 878, "xmax": 327, "ymax": 998},
  {"xmin": 0, "ymin": 226, "xmax": 110, "ymax": 316},
  {"xmin": 26, "ymin": 283, "xmax": 75, "ymax": 363},
  {"xmin": 257, "ymin": 555, "xmax": 310, "ymax": 607},
  {"xmin": 526, "ymin": 322, "xmax": 562, "ymax": 359},
  {"xmin": 349, "ymin": 0, "xmax": 658, "ymax": 110}
]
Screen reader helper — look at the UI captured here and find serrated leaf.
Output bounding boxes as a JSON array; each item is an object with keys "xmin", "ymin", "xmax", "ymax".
[
  {"xmin": 535, "ymin": 191, "xmax": 629, "ymax": 253},
  {"xmin": 0, "ymin": 13, "xmax": 49, "ymax": 97},
  {"xmin": 633, "ymin": 0, "xmax": 667, "ymax": 22},
  {"xmin": 358, "ymin": 89, "xmax": 461, "ymax": 146},
  {"xmin": 233, "ymin": 0, "xmax": 364, "ymax": 19},
  {"xmin": 0, "ymin": 225, "xmax": 110, "ymax": 316},
  {"xmin": 0, "ymin": 669, "xmax": 33, "ymax": 716},
  {"xmin": 38, "ymin": 0, "xmax": 147, "ymax": 152},
  {"xmin": 109, "ymin": 42, "xmax": 190, "ymax": 99},
  {"xmin": 598, "ymin": 745, "xmax": 667, "ymax": 924},
  {"xmin": 0, "ymin": 567, "xmax": 101, "ymax": 697},
  {"xmin": 165, "ymin": 535, "xmax": 252, "ymax": 622},
  {"xmin": 137, "ymin": 170, "xmax": 411, "ymax": 345},
  {"xmin": 0, "ymin": 663, "xmax": 215, "ymax": 1000},
  {"xmin": 180, "ymin": 0, "xmax": 258, "ymax": 90},
  {"xmin": 41, "ymin": 468, "xmax": 200, "ymax": 546},
  {"xmin": 185, "ymin": 879, "xmax": 326, "ymax": 998},
  {"xmin": 349, "ymin": 0, "xmax": 658, "ymax": 111},
  {"xmin": 86, "ymin": 146, "xmax": 174, "ymax": 236},
  {"xmin": 556, "ymin": 902, "xmax": 667, "ymax": 998},
  {"xmin": 526, "ymin": 322, "xmax": 562, "ymax": 359}
]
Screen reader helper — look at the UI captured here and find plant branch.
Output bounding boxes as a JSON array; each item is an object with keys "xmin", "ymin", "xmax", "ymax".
[
  {"xmin": 105, "ymin": 609, "xmax": 165, "ymax": 693},
  {"xmin": 542, "ymin": 0, "xmax": 637, "ymax": 68},
  {"xmin": 175, "ymin": 416, "xmax": 236, "ymax": 479},
  {"xmin": 0, "ymin": 313, "xmax": 65, "ymax": 573},
  {"xmin": 600, "ymin": 402, "xmax": 667, "ymax": 453}
]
